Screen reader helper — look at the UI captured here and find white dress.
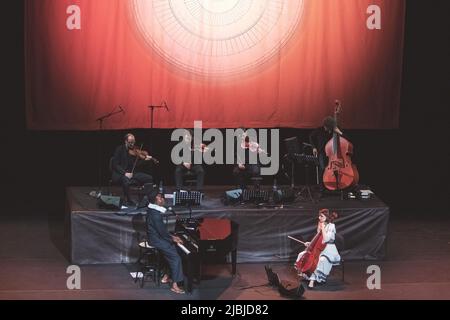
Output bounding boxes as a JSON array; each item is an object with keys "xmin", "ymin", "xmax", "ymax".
[{"xmin": 295, "ymin": 223, "xmax": 341, "ymax": 283}]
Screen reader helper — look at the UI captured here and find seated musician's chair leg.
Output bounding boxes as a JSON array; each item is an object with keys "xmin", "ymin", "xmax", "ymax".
[
  {"xmin": 134, "ymin": 244, "xmax": 143, "ymax": 284},
  {"xmin": 332, "ymin": 258, "xmax": 345, "ymax": 283},
  {"xmin": 334, "ymin": 233, "xmax": 345, "ymax": 283}
]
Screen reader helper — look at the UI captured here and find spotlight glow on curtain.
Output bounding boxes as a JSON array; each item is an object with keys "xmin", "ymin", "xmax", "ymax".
[{"xmin": 25, "ymin": 0, "xmax": 405, "ymax": 130}]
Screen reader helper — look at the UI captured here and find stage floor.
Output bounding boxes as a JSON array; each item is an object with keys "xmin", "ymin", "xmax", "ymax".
[
  {"xmin": 1, "ymin": 214, "xmax": 450, "ymax": 300},
  {"xmin": 66, "ymin": 186, "xmax": 389, "ymax": 264}
]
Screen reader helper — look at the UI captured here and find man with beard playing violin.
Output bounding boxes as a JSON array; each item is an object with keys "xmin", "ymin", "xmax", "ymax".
[{"xmin": 112, "ymin": 133, "xmax": 155, "ymax": 207}]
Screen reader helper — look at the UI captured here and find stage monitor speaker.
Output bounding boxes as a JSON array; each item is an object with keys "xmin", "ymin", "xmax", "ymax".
[
  {"xmin": 222, "ymin": 189, "xmax": 242, "ymax": 205},
  {"xmin": 98, "ymin": 195, "xmax": 121, "ymax": 210},
  {"xmin": 273, "ymin": 188, "xmax": 296, "ymax": 204},
  {"xmin": 265, "ymin": 265, "xmax": 304, "ymax": 299},
  {"xmin": 264, "ymin": 265, "xmax": 280, "ymax": 287},
  {"xmin": 277, "ymin": 281, "xmax": 305, "ymax": 299}
]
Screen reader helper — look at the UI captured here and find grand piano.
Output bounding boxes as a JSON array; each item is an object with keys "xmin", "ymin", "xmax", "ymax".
[{"xmin": 174, "ymin": 217, "xmax": 239, "ymax": 293}]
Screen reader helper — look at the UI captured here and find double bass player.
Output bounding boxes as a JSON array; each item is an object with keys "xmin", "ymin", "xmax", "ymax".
[
  {"xmin": 309, "ymin": 116, "xmax": 344, "ymax": 191},
  {"xmin": 310, "ymin": 100, "xmax": 358, "ymax": 192}
]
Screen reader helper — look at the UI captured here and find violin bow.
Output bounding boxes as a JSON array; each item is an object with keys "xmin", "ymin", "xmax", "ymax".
[{"xmin": 131, "ymin": 143, "xmax": 144, "ymax": 174}]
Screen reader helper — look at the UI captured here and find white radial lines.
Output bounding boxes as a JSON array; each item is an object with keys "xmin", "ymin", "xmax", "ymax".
[{"xmin": 130, "ymin": 0, "xmax": 305, "ymax": 77}]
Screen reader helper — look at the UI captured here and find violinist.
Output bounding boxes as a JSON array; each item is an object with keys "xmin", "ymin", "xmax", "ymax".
[
  {"xmin": 309, "ymin": 116, "xmax": 344, "ymax": 190},
  {"xmin": 174, "ymin": 130, "xmax": 205, "ymax": 193},
  {"xmin": 233, "ymin": 129, "xmax": 262, "ymax": 189},
  {"xmin": 295, "ymin": 209, "xmax": 341, "ymax": 289},
  {"xmin": 112, "ymin": 133, "xmax": 155, "ymax": 206}
]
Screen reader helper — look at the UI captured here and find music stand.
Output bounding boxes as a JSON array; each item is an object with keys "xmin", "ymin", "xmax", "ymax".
[
  {"xmin": 284, "ymin": 137, "xmax": 301, "ymax": 188},
  {"xmin": 297, "ymin": 161, "xmax": 316, "ymax": 203},
  {"xmin": 173, "ymin": 191, "xmax": 202, "ymax": 219},
  {"xmin": 284, "ymin": 137, "xmax": 318, "ymax": 203},
  {"xmin": 242, "ymin": 189, "xmax": 270, "ymax": 203}
]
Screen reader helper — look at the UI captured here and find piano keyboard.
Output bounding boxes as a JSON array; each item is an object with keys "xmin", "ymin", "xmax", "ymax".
[{"xmin": 177, "ymin": 242, "xmax": 191, "ymax": 255}]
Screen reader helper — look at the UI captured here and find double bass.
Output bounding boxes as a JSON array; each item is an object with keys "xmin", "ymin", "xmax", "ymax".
[{"xmin": 323, "ymin": 101, "xmax": 359, "ymax": 190}]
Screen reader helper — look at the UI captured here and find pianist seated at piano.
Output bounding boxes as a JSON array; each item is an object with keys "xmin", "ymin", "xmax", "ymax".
[{"xmin": 146, "ymin": 191, "xmax": 185, "ymax": 294}]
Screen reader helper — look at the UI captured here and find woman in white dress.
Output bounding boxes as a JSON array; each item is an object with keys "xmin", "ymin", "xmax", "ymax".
[{"xmin": 295, "ymin": 208, "xmax": 341, "ymax": 289}]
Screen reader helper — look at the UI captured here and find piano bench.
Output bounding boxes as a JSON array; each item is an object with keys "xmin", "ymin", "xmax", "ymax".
[{"xmin": 135, "ymin": 242, "xmax": 165, "ymax": 288}]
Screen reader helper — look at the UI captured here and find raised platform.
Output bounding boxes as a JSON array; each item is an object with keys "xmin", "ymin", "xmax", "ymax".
[{"xmin": 66, "ymin": 186, "xmax": 389, "ymax": 265}]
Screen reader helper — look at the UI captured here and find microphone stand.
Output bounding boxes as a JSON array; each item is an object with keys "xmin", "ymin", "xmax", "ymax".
[
  {"xmin": 147, "ymin": 102, "xmax": 169, "ymax": 129},
  {"xmin": 94, "ymin": 107, "xmax": 124, "ymax": 196}
]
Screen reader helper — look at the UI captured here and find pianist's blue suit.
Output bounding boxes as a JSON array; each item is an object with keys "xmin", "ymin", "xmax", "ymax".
[{"xmin": 146, "ymin": 203, "xmax": 184, "ymax": 283}]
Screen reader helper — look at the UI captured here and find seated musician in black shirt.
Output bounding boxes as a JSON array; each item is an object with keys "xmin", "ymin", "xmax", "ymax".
[
  {"xmin": 146, "ymin": 191, "xmax": 185, "ymax": 294},
  {"xmin": 174, "ymin": 130, "xmax": 205, "ymax": 193},
  {"xmin": 309, "ymin": 117, "xmax": 344, "ymax": 188},
  {"xmin": 112, "ymin": 133, "xmax": 154, "ymax": 206}
]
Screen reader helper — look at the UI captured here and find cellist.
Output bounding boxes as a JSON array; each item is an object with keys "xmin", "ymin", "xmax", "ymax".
[{"xmin": 295, "ymin": 209, "xmax": 341, "ymax": 289}]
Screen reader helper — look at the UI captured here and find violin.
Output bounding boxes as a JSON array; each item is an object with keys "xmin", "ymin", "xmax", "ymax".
[
  {"xmin": 191, "ymin": 143, "xmax": 210, "ymax": 153},
  {"xmin": 323, "ymin": 101, "xmax": 359, "ymax": 190},
  {"xmin": 128, "ymin": 144, "xmax": 159, "ymax": 164},
  {"xmin": 240, "ymin": 136, "xmax": 268, "ymax": 154}
]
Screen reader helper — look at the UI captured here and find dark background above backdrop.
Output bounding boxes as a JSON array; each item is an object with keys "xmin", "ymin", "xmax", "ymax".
[{"xmin": 1, "ymin": 0, "xmax": 448, "ymax": 218}]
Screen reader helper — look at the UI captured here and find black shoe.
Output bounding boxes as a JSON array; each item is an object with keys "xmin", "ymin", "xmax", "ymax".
[{"xmin": 124, "ymin": 200, "xmax": 136, "ymax": 207}]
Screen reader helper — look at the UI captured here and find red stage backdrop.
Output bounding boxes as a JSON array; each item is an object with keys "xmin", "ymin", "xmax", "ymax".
[{"xmin": 25, "ymin": 0, "xmax": 405, "ymax": 130}]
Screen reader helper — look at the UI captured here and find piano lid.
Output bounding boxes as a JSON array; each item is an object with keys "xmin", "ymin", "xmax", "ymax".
[{"xmin": 199, "ymin": 218, "xmax": 231, "ymax": 240}]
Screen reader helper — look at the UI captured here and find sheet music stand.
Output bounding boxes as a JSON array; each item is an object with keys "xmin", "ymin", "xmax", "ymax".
[
  {"xmin": 173, "ymin": 191, "xmax": 202, "ymax": 206},
  {"xmin": 284, "ymin": 137, "xmax": 318, "ymax": 203},
  {"xmin": 242, "ymin": 189, "xmax": 270, "ymax": 203}
]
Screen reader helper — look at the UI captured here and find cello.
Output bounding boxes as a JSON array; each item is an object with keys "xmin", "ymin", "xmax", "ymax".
[
  {"xmin": 323, "ymin": 101, "xmax": 359, "ymax": 190},
  {"xmin": 294, "ymin": 228, "xmax": 327, "ymax": 276}
]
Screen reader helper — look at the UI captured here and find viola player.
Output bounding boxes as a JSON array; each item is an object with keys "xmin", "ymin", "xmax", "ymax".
[
  {"xmin": 174, "ymin": 129, "xmax": 205, "ymax": 193},
  {"xmin": 233, "ymin": 129, "xmax": 262, "ymax": 189}
]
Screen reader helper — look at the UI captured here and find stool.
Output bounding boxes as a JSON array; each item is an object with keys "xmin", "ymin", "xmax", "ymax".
[
  {"xmin": 185, "ymin": 179, "xmax": 197, "ymax": 191},
  {"xmin": 135, "ymin": 236, "xmax": 164, "ymax": 288},
  {"xmin": 250, "ymin": 176, "xmax": 263, "ymax": 189},
  {"xmin": 184, "ymin": 171, "xmax": 198, "ymax": 191}
]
